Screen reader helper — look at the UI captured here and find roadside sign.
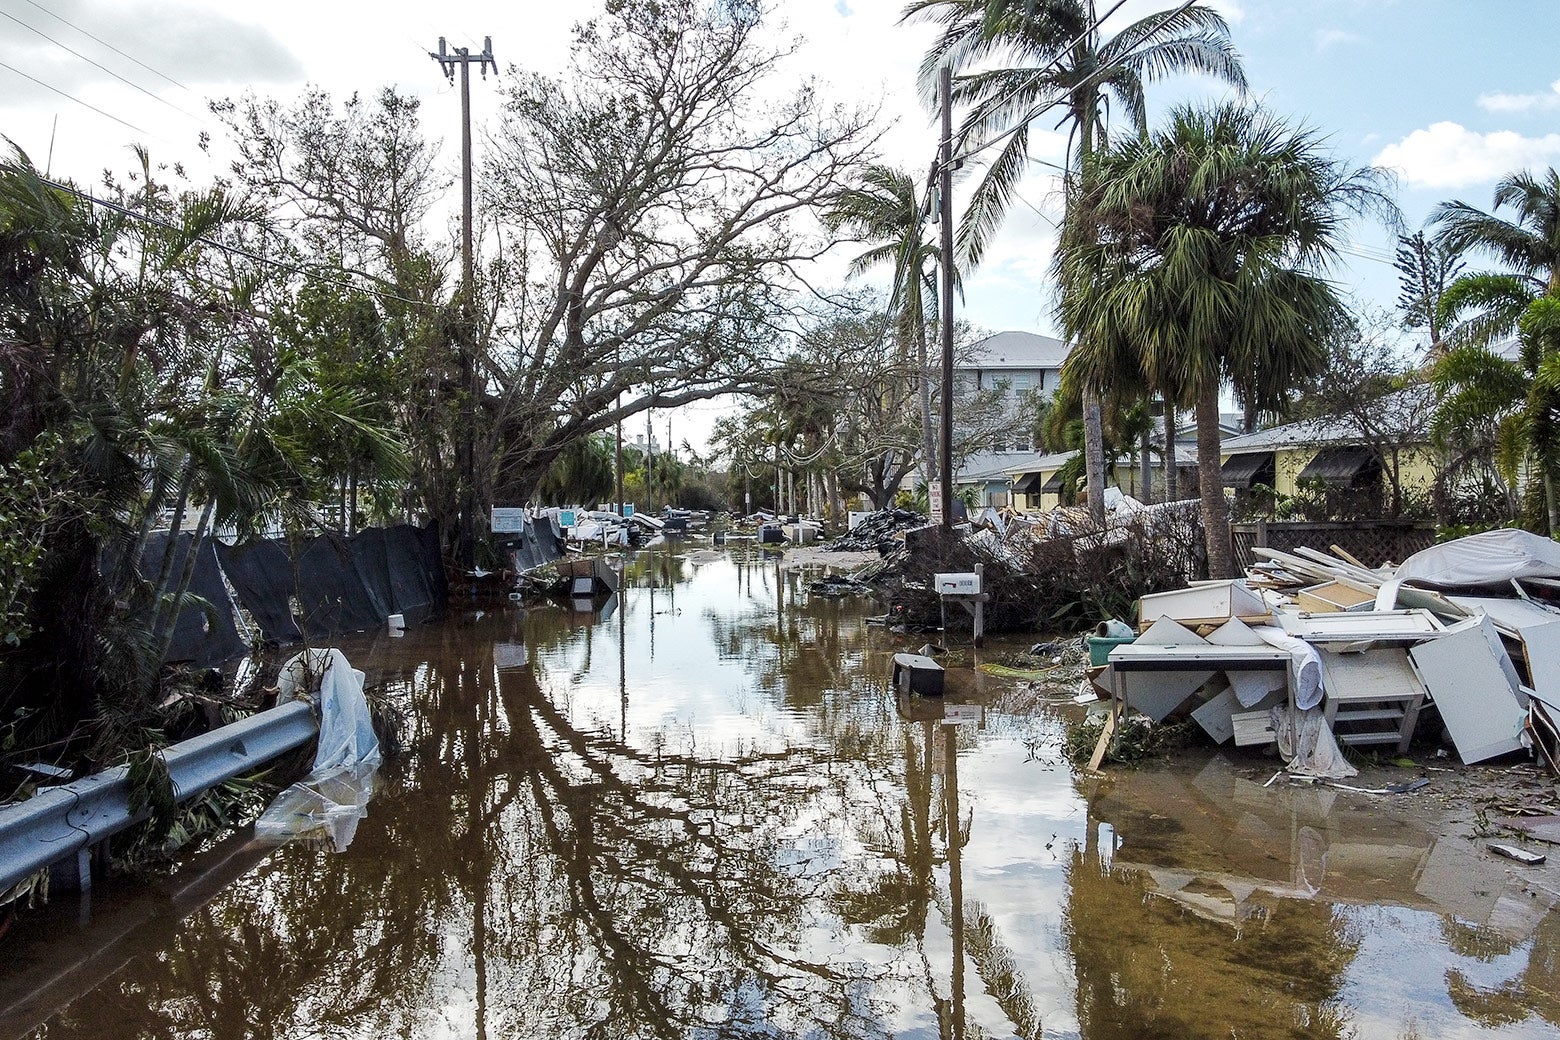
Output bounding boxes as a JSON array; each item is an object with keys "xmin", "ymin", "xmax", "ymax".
[
  {"xmin": 624, "ymin": 503, "xmax": 635, "ymax": 517},
  {"xmin": 559, "ymin": 509, "xmax": 577, "ymax": 528},
  {"xmin": 929, "ymin": 480, "xmax": 943, "ymax": 524}
]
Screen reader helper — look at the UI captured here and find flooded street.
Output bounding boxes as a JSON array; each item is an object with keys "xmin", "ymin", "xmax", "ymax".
[{"xmin": 4, "ymin": 549, "xmax": 1558, "ymax": 1039}]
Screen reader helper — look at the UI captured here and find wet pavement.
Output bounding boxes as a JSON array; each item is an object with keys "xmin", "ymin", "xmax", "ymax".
[{"xmin": 3, "ymin": 548, "xmax": 1558, "ymax": 1039}]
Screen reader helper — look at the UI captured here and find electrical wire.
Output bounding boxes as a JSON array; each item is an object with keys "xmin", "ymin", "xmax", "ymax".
[
  {"xmin": 0, "ymin": 10, "xmax": 205, "ymax": 124},
  {"xmin": 21, "ymin": 0, "xmax": 193, "ymax": 95},
  {"xmin": 0, "ymin": 57, "xmax": 149, "ymax": 137}
]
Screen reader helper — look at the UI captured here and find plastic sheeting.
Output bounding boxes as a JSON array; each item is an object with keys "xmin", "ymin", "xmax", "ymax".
[
  {"xmin": 1252, "ymin": 626, "xmax": 1324, "ymax": 710},
  {"xmin": 255, "ymin": 648, "xmax": 382, "ymax": 851},
  {"xmin": 1396, "ymin": 528, "xmax": 1560, "ymax": 588},
  {"xmin": 1271, "ymin": 705, "xmax": 1358, "ymax": 779}
]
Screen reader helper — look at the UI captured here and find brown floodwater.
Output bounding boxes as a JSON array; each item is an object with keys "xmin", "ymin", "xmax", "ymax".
[{"xmin": 2, "ymin": 548, "xmax": 1557, "ymax": 1039}]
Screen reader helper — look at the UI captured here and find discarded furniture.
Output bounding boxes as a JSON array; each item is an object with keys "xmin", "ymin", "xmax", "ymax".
[
  {"xmin": 1137, "ymin": 581, "xmax": 1270, "ymax": 632},
  {"xmin": 1409, "ymin": 619, "xmax": 1528, "ymax": 764},
  {"xmin": 1316, "ymin": 649, "xmax": 1426, "ymax": 752}
]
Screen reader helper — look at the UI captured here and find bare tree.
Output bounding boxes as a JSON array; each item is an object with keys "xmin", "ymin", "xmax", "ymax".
[{"xmin": 479, "ymin": 0, "xmax": 876, "ymax": 503}]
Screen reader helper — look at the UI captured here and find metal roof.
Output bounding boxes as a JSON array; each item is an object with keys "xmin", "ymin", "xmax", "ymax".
[{"xmin": 959, "ymin": 331, "xmax": 1071, "ymax": 371}]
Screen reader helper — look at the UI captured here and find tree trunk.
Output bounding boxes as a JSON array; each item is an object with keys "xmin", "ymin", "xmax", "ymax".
[
  {"xmin": 1083, "ymin": 387, "xmax": 1107, "ymax": 523},
  {"xmin": 1196, "ymin": 383, "xmax": 1234, "ymax": 579},
  {"xmin": 1139, "ymin": 423, "xmax": 1153, "ymax": 503},
  {"xmin": 1164, "ymin": 407, "xmax": 1179, "ymax": 503}
]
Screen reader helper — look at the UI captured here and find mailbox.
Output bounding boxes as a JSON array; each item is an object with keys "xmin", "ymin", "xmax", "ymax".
[{"xmin": 935, "ymin": 571, "xmax": 981, "ymax": 596}]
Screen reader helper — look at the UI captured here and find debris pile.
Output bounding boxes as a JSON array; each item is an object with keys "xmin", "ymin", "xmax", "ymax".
[
  {"xmin": 823, "ymin": 508, "xmax": 927, "ymax": 553},
  {"xmin": 1090, "ymin": 528, "xmax": 1560, "ymax": 788}
]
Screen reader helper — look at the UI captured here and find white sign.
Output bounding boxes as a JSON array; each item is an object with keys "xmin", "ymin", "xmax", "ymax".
[
  {"xmin": 928, "ymin": 481, "xmax": 943, "ymax": 524},
  {"xmin": 494, "ymin": 642, "xmax": 528, "ymax": 670},
  {"xmin": 491, "ymin": 507, "xmax": 526, "ymax": 534},
  {"xmin": 942, "ymin": 703, "xmax": 985, "ymax": 726},
  {"xmin": 848, "ymin": 510, "xmax": 872, "ymax": 531},
  {"xmin": 935, "ymin": 571, "xmax": 982, "ymax": 596}
]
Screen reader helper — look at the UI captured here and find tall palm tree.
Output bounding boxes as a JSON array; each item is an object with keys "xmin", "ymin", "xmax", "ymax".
[
  {"xmin": 1057, "ymin": 102, "xmax": 1392, "ymax": 576},
  {"xmin": 1430, "ymin": 168, "xmax": 1560, "ymax": 528},
  {"xmin": 905, "ymin": 0, "xmax": 1245, "ymax": 522},
  {"xmin": 826, "ymin": 165, "xmax": 943, "ymax": 488},
  {"xmin": 1434, "ymin": 168, "xmax": 1560, "ymax": 302}
]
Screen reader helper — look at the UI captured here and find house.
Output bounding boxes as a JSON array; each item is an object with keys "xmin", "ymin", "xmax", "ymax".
[
  {"xmin": 946, "ymin": 332, "xmax": 1069, "ymax": 505},
  {"xmin": 1219, "ymin": 406, "xmax": 1437, "ymax": 517},
  {"xmin": 955, "ymin": 331, "xmax": 1070, "ymax": 456}
]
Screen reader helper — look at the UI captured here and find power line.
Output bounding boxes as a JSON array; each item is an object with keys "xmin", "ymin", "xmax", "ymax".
[
  {"xmin": 21, "ymin": 0, "xmax": 193, "ymax": 95},
  {"xmin": 0, "ymin": 10, "xmax": 205, "ymax": 124},
  {"xmin": 39, "ymin": 173, "xmax": 439, "ymax": 311},
  {"xmin": 0, "ymin": 58, "xmax": 148, "ymax": 137}
]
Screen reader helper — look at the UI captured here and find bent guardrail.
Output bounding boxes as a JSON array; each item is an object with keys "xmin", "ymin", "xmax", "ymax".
[{"xmin": 0, "ymin": 700, "xmax": 318, "ymax": 895}]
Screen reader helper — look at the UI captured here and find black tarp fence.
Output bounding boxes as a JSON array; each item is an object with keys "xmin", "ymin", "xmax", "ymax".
[
  {"xmin": 198, "ymin": 521, "xmax": 447, "ymax": 660},
  {"xmin": 140, "ymin": 532, "xmax": 250, "ymax": 667}
]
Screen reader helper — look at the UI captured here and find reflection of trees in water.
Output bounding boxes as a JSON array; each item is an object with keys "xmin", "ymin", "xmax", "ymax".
[
  {"xmin": 831, "ymin": 718, "xmax": 1044, "ymax": 1040},
  {"xmin": 1061, "ymin": 828, "xmax": 1361, "ymax": 1040},
  {"xmin": 1443, "ymin": 913, "xmax": 1560, "ymax": 1030},
  {"xmin": 700, "ymin": 552, "xmax": 870, "ymax": 713},
  {"xmin": 37, "ymin": 619, "xmax": 896, "ymax": 1039}
]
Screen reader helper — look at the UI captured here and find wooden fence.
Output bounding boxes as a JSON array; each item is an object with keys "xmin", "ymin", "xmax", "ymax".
[{"xmin": 1230, "ymin": 520, "xmax": 1436, "ymax": 571}]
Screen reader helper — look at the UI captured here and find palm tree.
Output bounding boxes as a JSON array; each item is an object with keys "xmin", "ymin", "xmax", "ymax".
[
  {"xmin": 906, "ymin": 0, "xmax": 1246, "ymax": 521},
  {"xmin": 826, "ymin": 165, "xmax": 941, "ymax": 487},
  {"xmin": 1057, "ymin": 102, "xmax": 1392, "ymax": 577},
  {"xmin": 1434, "ymin": 168, "xmax": 1560, "ymax": 302},
  {"xmin": 1430, "ymin": 168, "xmax": 1560, "ymax": 527}
]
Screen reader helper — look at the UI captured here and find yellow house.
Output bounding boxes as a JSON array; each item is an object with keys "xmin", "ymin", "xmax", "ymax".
[{"xmin": 1220, "ymin": 417, "xmax": 1436, "ymax": 512}]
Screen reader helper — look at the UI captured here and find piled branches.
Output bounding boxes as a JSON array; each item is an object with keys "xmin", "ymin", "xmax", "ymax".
[{"xmin": 872, "ymin": 501, "xmax": 1204, "ymax": 634}]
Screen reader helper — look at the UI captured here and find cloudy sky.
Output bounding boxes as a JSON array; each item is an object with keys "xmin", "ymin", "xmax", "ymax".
[{"xmin": 3, "ymin": 0, "xmax": 1558, "ymax": 445}]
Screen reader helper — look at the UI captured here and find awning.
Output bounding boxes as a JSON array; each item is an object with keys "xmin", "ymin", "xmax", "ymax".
[
  {"xmin": 1040, "ymin": 471, "xmax": 1065, "ymax": 493},
  {"xmin": 1298, "ymin": 446, "xmax": 1379, "ymax": 487},
  {"xmin": 1221, "ymin": 451, "xmax": 1275, "ymax": 489},
  {"xmin": 1011, "ymin": 471, "xmax": 1045, "ymax": 494}
]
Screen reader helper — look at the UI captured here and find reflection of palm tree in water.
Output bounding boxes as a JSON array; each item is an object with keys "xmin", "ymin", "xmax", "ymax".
[
  {"xmin": 835, "ymin": 721, "xmax": 1044, "ymax": 1040},
  {"xmin": 1442, "ymin": 914, "xmax": 1560, "ymax": 1030}
]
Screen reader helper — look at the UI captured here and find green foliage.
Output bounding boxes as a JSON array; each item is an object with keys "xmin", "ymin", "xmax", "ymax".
[{"xmin": 0, "ymin": 433, "xmax": 75, "ymax": 647}]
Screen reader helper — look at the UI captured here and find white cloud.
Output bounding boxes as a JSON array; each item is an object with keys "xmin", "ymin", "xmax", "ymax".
[
  {"xmin": 1478, "ymin": 78, "xmax": 1560, "ymax": 114},
  {"xmin": 1372, "ymin": 121, "xmax": 1560, "ymax": 189},
  {"xmin": 1313, "ymin": 28, "xmax": 1361, "ymax": 51}
]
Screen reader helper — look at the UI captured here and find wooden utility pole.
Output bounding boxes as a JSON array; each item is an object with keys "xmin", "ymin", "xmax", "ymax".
[
  {"xmin": 430, "ymin": 35, "xmax": 496, "ymax": 569},
  {"xmin": 938, "ymin": 64, "xmax": 956, "ymax": 533}
]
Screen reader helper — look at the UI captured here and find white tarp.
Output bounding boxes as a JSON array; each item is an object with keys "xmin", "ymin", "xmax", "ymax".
[
  {"xmin": 255, "ymin": 648, "xmax": 382, "ymax": 851},
  {"xmin": 1251, "ymin": 626, "xmax": 1324, "ymax": 710},
  {"xmin": 1396, "ymin": 529, "xmax": 1560, "ymax": 588},
  {"xmin": 1271, "ymin": 705, "xmax": 1358, "ymax": 779}
]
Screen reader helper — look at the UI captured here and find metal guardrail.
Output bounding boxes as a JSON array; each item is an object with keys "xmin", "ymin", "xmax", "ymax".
[{"xmin": 0, "ymin": 700, "xmax": 318, "ymax": 894}]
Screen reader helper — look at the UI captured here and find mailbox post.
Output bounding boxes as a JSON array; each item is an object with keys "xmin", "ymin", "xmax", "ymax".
[{"xmin": 934, "ymin": 563, "xmax": 989, "ymax": 647}]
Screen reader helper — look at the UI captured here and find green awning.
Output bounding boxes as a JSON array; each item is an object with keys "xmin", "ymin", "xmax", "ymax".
[
  {"xmin": 1011, "ymin": 471, "xmax": 1045, "ymax": 494},
  {"xmin": 1221, "ymin": 451, "xmax": 1275, "ymax": 490},
  {"xmin": 1298, "ymin": 446, "xmax": 1379, "ymax": 487}
]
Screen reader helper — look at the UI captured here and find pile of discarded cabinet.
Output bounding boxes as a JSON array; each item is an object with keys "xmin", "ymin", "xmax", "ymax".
[{"xmin": 1091, "ymin": 528, "xmax": 1560, "ymax": 778}]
